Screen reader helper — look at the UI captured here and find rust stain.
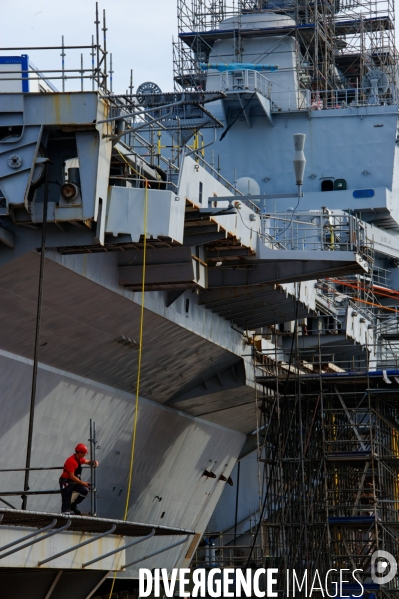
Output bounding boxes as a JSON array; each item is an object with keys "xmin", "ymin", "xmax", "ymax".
[
  {"xmin": 185, "ymin": 533, "xmax": 201, "ymax": 559},
  {"xmin": 52, "ymin": 94, "xmax": 61, "ymax": 124}
]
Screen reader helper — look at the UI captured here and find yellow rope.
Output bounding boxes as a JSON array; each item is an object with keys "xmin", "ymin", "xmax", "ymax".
[
  {"xmin": 123, "ymin": 181, "xmax": 148, "ymax": 518},
  {"xmin": 108, "ymin": 181, "xmax": 149, "ymax": 599}
]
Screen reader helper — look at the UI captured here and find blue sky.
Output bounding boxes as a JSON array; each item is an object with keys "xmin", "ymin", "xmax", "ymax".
[{"xmin": 1, "ymin": 0, "xmax": 177, "ymax": 93}]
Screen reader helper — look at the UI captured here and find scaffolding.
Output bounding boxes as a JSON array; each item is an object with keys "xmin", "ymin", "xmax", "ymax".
[
  {"xmin": 174, "ymin": 0, "xmax": 398, "ymax": 97},
  {"xmin": 190, "ymin": 216, "xmax": 399, "ymax": 590},
  {"xmin": 252, "ymin": 329, "xmax": 399, "ymax": 598},
  {"xmin": 177, "ymin": 0, "xmax": 399, "ymax": 590}
]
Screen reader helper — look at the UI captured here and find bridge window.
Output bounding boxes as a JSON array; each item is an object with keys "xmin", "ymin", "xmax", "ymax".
[{"xmin": 334, "ymin": 179, "xmax": 347, "ymax": 190}]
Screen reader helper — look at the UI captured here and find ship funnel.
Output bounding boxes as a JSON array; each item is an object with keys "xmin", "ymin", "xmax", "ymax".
[{"xmin": 293, "ymin": 133, "xmax": 306, "ymax": 186}]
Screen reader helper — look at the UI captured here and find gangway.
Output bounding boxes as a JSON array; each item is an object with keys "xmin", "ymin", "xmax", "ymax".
[{"xmin": 0, "ymin": 509, "xmax": 194, "ymax": 599}]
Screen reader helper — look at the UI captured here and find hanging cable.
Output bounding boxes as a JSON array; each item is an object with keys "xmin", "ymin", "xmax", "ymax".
[
  {"xmin": 123, "ymin": 180, "xmax": 148, "ymax": 518},
  {"xmin": 22, "ymin": 163, "xmax": 49, "ymax": 511},
  {"xmin": 108, "ymin": 180, "xmax": 148, "ymax": 599}
]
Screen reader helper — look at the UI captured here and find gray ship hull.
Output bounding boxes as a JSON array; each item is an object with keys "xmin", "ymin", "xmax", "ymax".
[{"xmin": 0, "ymin": 249, "xmax": 250, "ymax": 574}]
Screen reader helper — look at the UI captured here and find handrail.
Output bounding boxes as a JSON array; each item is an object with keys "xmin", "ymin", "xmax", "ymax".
[
  {"xmin": 261, "ymin": 211, "xmax": 364, "ymax": 253},
  {"xmin": 220, "ymin": 69, "xmax": 273, "ymax": 99},
  {"xmin": 270, "ymin": 86, "xmax": 399, "ymax": 112},
  {"xmin": 0, "ymin": 490, "xmax": 60, "ymax": 496},
  {"xmin": 0, "ymin": 466, "xmax": 90, "ymax": 472},
  {"xmin": 309, "ymin": 86, "xmax": 399, "ymax": 109},
  {"xmin": 109, "ymin": 176, "xmax": 178, "ymax": 190},
  {"xmin": 190, "ymin": 154, "xmax": 243, "ymax": 196}
]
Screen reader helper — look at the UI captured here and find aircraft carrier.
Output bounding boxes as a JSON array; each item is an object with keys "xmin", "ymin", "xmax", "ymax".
[{"xmin": 0, "ymin": 1, "xmax": 398, "ymax": 597}]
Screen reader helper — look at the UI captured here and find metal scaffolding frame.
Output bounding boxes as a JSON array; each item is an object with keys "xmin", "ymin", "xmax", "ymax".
[
  {"xmin": 174, "ymin": 0, "xmax": 398, "ymax": 97},
  {"xmin": 253, "ymin": 336, "xmax": 399, "ymax": 598}
]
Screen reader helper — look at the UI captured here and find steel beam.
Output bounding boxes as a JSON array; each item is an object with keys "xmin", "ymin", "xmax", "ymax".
[
  {"xmin": 38, "ymin": 524, "xmax": 117, "ymax": 566},
  {"xmin": 82, "ymin": 528, "xmax": 155, "ymax": 568},
  {"xmin": 44, "ymin": 570, "xmax": 63, "ymax": 599},
  {"xmin": 0, "ymin": 518, "xmax": 57, "ymax": 553},
  {"xmin": 235, "ymin": 306, "xmax": 310, "ymax": 328},
  {"xmin": 199, "ymin": 284, "xmax": 276, "ymax": 306},
  {"xmin": 334, "ymin": 385, "xmax": 366, "ymax": 450},
  {"xmin": 85, "ymin": 571, "xmax": 112, "ymax": 599},
  {"xmin": 281, "ymin": 333, "xmax": 346, "ymax": 350},
  {"xmin": 182, "ymin": 232, "xmax": 226, "ymax": 246},
  {"xmin": 209, "ymin": 193, "xmax": 302, "ymax": 201},
  {"xmin": 0, "ymin": 490, "xmax": 60, "ymax": 496},
  {"xmin": 0, "ymin": 226, "xmax": 14, "ymax": 248},
  {"xmin": 212, "ymin": 290, "xmax": 287, "ymax": 309},
  {"xmin": 207, "ymin": 291, "xmax": 284, "ymax": 311},
  {"xmin": 167, "ymin": 361, "xmax": 246, "ymax": 405},
  {"xmin": 215, "ymin": 296, "xmax": 297, "ymax": 318},
  {"xmin": 183, "ymin": 224, "xmax": 219, "ymax": 234},
  {"xmin": 0, "ymin": 519, "xmax": 71, "ymax": 559},
  {"xmin": 122, "ymin": 534, "xmax": 190, "ymax": 569},
  {"xmin": 207, "ymin": 255, "xmax": 365, "ymax": 287}
]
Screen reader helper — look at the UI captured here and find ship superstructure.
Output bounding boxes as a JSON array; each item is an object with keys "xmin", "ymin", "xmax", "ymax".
[
  {"xmin": 0, "ymin": 4, "xmax": 370, "ymax": 597},
  {"xmin": 1, "ymin": 0, "xmax": 399, "ymax": 595},
  {"xmin": 169, "ymin": 0, "xmax": 399, "ymax": 596}
]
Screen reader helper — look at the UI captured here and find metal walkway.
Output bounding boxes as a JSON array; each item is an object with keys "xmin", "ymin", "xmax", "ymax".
[
  {"xmin": 0, "ymin": 509, "xmax": 195, "ymax": 598},
  {"xmin": 0, "ymin": 508, "xmax": 195, "ymax": 537}
]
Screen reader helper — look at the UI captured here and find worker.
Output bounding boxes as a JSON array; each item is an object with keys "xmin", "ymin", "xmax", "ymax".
[{"xmin": 60, "ymin": 443, "xmax": 98, "ymax": 515}]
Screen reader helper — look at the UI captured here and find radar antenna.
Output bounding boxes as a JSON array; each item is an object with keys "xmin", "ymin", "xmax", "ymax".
[{"xmin": 361, "ymin": 69, "xmax": 388, "ymax": 104}]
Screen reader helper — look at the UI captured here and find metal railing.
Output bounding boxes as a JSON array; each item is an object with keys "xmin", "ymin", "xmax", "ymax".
[
  {"xmin": 271, "ymin": 89, "xmax": 311, "ymax": 111},
  {"xmin": 0, "ymin": 420, "xmax": 98, "ymax": 513},
  {"xmin": 262, "ymin": 211, "xmax": 365, "ymax": 252},
  {"xmin": 193, "ymin": 531, "xmax": 262, "ymax": 568},
  {"xmin": 191, "ymin": 154, "xmax": 244, "ymax": 196},
  {"xmin": 270, "ymin": 86, "xmax": 399, "ymax": 112},
  {"xmin": 220, "ymin": 69, "xmax": 272, "ymax": 99},
  {"xmin": 309, "ymin": 87, "xmax": 399, "ymax": 110},
  {"xmin": 0, "ymin": 465, "xmax": 96, "ymax": 512},
  {"xmin": 0, "ymin": 4, "xmax": 110, "ymax": 93}
]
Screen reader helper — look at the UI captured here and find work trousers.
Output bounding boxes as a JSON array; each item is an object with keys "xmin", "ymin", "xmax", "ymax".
[{"xmin": 59, "ymin": 478, "xmax": 89, "ymax": 513}]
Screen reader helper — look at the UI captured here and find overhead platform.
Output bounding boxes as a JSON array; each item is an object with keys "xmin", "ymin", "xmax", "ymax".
[
  {"xmin": 118, "ymin": 243, "xmax": 366, "ymax": 293},
  {"xmin": 328, "ymin": 516, "xmax": 375, "ymax": 525},
  {"xmin": 324, "ymin": 451, "xmax": 373, "ymax": 462},
  {"xmin": 0, "ymin": 509, "xmax": 194, "ymax": 599},
  {"xmin": 206, "ymin": 249, "xmax": 367, "ymax": 287},
  {"xmin": 257, "ymin": 367, "xmax": 399, "ymax": 385},
  {"xmin": 178, "ymin": 16, "xmax": 393, "ymax": 53},
  {"xmin": 221, "ymin": 91, "xmax": 273, "ymax": 127},
  {"xmin": 0, "ymin": 509, "xmax": 195, "ymax": 537}
]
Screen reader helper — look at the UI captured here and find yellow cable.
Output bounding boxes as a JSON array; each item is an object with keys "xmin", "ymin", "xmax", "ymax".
[
  {"xmin": 123, "ymin": 181, "xmax": 148, "ymax": 518},
  {"xmin": 108, "ymin": 181, "xmax": 149, "ymax": 599}
]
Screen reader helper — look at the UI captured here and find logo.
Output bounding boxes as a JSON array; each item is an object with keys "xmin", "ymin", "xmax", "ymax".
[{"xmin": 371, "ymin": 550, "xmax": 397, "ymax": 584}]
